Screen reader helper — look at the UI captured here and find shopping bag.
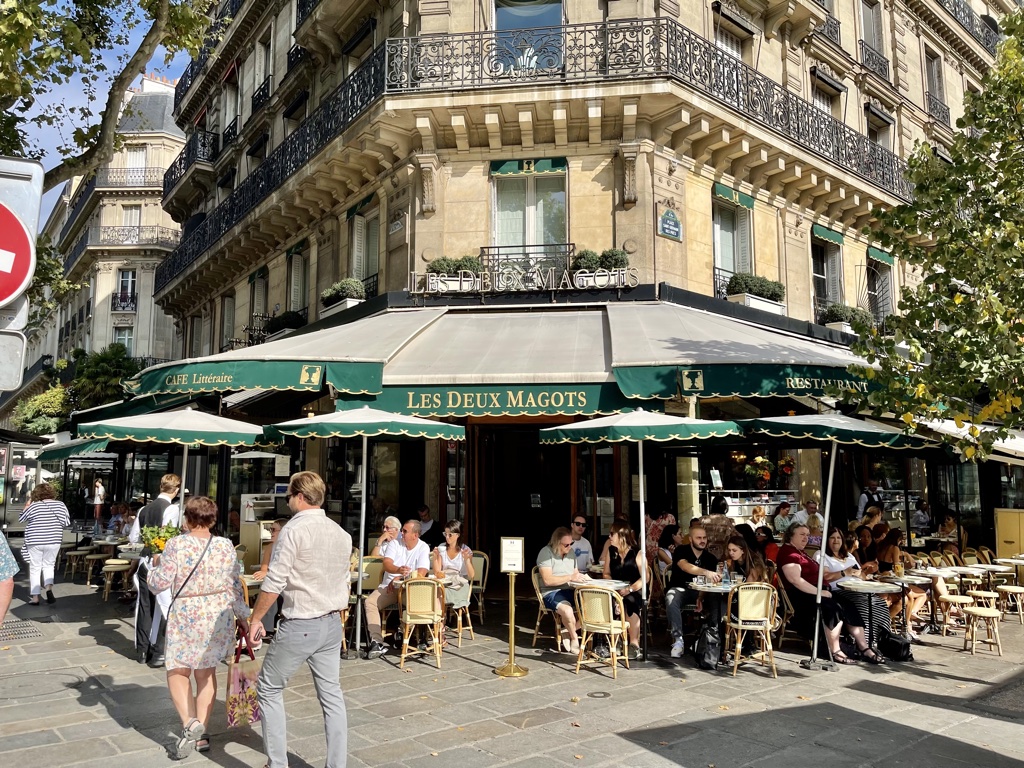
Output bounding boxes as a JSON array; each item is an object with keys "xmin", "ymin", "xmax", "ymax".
[{"xmin": 226, "ymin": 635, "xmax": 262, "ymax": 728}]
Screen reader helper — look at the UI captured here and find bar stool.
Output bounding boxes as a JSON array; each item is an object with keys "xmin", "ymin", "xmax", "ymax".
[
  {"xmin": 64, "ymin": 550, "xmax": 93, "ymax": 580},
  {"xmin": 938, "ymin": 594, "xmax": 974, "ymax": 636},
  {"xmin": 962, "ymin": 606, "xmax": 1002, "ymax": 656},
  {"xmin": 967, "ymin": 590, "xmax": 1000, "ymax": 611},
  {"xmin": 996, "ymin": 585, "xmax": 1024, "ymax": 624},
  {"xmin": 101, "ymin": 559, "xmax": 132, "ymax": 601},
  {"xmin": 84, "ymin": 553, "xmax": 110, "ymax": 586}
]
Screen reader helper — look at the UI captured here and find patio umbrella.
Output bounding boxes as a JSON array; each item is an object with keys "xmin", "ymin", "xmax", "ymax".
[
  {"xmin": 266, "ymin": 405, "xmax": 466, "ymax": 654},
  {"xmin": 738, "ymin": 414, "xmax": 935, "ymax": 669},
  {"xmin": 540, "ymin": 409, "xmax": 743, "ymax": 661},
  {"xmin": 78, "ymin": 408, "xmax": 271, "ymax": 501}
]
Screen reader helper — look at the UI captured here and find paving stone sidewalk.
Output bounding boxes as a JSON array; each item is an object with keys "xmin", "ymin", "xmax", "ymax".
[{"xmin": 1, "ymin": 568, "xmax": 1023, "ymax": 768}]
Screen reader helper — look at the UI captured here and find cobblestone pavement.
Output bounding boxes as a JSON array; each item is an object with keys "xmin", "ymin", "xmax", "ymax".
[{"xmin": 1, "ymin": 561, "xmax": 1023, "ymax": 768}]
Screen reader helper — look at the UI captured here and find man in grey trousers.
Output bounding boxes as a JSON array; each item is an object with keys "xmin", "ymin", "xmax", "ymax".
[{"xmin": 249, "ymin": 471, "xmax": 352, "ymax": 768}]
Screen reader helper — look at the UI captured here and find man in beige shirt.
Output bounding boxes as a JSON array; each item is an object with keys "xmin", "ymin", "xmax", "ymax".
[{"xmin": 249, "ymin": 471, "xmax": 352, "ymax": 768}]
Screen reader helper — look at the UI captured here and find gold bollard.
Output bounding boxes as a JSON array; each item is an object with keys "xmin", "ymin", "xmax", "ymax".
[{"xmin": 494, "ymin": 571, "xmax": 528, "ymax": 677}]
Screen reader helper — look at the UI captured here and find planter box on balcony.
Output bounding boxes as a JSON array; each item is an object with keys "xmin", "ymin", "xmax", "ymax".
[
  {"xmin": 726, "ymin": 293, "xmax": 786, "ymax": 315},
  {"xmin": 319, "ymin": 298, "xmax": 363, "ymax": 320},
  {"xmin": 825, "ymin": 322, "xmax": 855, "ymax": 335}
]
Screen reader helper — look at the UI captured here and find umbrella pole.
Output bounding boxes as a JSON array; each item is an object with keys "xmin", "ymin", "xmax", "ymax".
[
  {"xmin": 803, "ymin": 440, "xmax": 837, "ymax": 671},
  {"xmin": 181, "ymin": 443, "xmax": 189, "ymax": 510},
  {"xmin": 354, "ymin": 434, "xmax": 368, "ymax": 655},
  {"xmin": 639, "ymin": 441, "xmax": 648, "ymax": 662}
]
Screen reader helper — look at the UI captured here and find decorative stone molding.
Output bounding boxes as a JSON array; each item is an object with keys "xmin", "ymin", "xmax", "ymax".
[
  {"xmin": 620, "ymin": 143, "xmax": 640, "ymax": 210},
  {"xmin": 622, "ymin": 238, "xmax": 639, "ymax": 254},
  {"xmin": 414, "ymin": 153, "xmax": 440, "ymax": 214}
]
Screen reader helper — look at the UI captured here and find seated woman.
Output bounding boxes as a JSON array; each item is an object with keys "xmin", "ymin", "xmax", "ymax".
[
  {"xmin": 603, "ymin": 521, "xmax": 646, "ymax": 659},
  {"xmin": 724, "ymin": 534, "xmax": 768, "ymax": 583},
  {"xmin": 754, "ymin": 526, "xmax": 779, "ymax": 564},
  {"xmin": 816, "ymin": 527, "xmax": 860, "ymax": 582},
  {"xmin": 107, "ymin": 502, "xmax": 129, "ymax": 535},
  {"xmin": 772, "ymin": 501, "xmax": 794, "ymax": 535},
  {"xmin": 537, "ymin": 528, "xmax": 587, "ymax": 654},
  {"xmin": 806, "ymin": 515, "xmax": 824, "ymax": 549},
  {"xmin": 657, "ymin": 525, "xmax": 682, "ymax": 578},
  {"xmin": 859, "ymin": 506, "xmax": 884, "ymax": 531},
  {"xmin": 744, "ymin": 506, "xmax": 769, "ymax": 532},
  {"xmin": 433, "ymin": 520, "xmax": 475, "ymax": 643},
  {"xmin": 876, "ymin": 529, "xmax": 929, "ymax": 635},
  {"xmin": 854, "ymin": 525, "xmax": 876, "ymax": 566},
  {"xmin": 938, "ymin": 512, "xmax": 964, "ymax": 553},
  {"xmin": 777, "ymin": 525, "xmax": 884, "ymax": 664}
]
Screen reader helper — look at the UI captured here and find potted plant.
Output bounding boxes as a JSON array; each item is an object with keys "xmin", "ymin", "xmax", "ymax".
[
  {"xmin": 820, "ymin": 303, "xmax": 874, "ymax": 334},
  {"xmin": 426, "ymin": 256, "xmax": 481, "ymax": 291},
  {"xmin": 263, "ymin": 310, "xmax": 308, "ymax": 340},
  {"xmin": 571, "ymin": 249, "xmax": 601, "ymax": 271},
  {"xmin": 320, "ymin": 278, "xmax": 365, "ymax": 319},
  {"xmin": 599, "ymin": 248, "xmax": 629, "ymax": 269},
  {"xmin": 725, "ymin": 273, "xmax": 786, "ymax": 315},
  {"xmin": 744, "ymin": 455, "xmax": 776, "ymax": 490}
]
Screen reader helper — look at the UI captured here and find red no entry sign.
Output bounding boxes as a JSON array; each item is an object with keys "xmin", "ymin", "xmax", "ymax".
[{"xmin": 0, "ymin": 201, "xmax": 34, "ymax": 307}]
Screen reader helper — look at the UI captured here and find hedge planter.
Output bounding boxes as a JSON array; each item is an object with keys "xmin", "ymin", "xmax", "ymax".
[
  {"xmin": 726, "ymin": 293, "xmax": 787, "ymax": 315},
  {"xmin": 320, "ymin": 298, "xmax": 363, "ymax": 320},
  {"xmin": 825, "ymin": 322, "xmax": 855, "ymax": 335}
]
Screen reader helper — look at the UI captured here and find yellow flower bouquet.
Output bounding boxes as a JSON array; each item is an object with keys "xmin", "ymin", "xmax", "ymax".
[{"xmin": 141, "ymin": 524, "xmax": 180, "ymax": 553}]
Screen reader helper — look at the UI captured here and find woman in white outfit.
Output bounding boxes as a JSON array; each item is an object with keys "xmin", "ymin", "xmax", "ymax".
[
  {"xmin": 19, "ymin": 483, "xmax": 70, "ymax": 605},
  {"xmin": 433, "ymin": 520, "xmax": 476, "ymax": 644}
]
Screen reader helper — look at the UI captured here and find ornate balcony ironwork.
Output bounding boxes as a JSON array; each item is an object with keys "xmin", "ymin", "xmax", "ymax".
[
  {"xmin": 478, "ymin": 243, "xmax": 575, "ymax": 274},
  {"xmin": 111, "ymin": 292, "xmax": 138, "ymax": 312},
  {"xmin": 65, "ymin": 226, "xmax": 180, "ymax": 275},
  {"xmin": 818, "ymin": 14, "xmax": 841, "ymax": 46},
  {"xmin": 163, "ymin": 130, "xmax": 219, "ymax": 197},
  {"xmin": 858, "ymin": 40, "xmax": 889, "ymax": 81},
  {"xmin": 926, "ymin": 91, "xmax": 951, "ymax": 126},
  {"xmin": 156, "ymin": 20, "xmax": 913, "ymax": 294},
  {"xmin": 713, "ymin": 267, "xmax": 734, "ymax": 299},
  {"xmin": 362, "ymin": 273, "xmax": 379, "ymax": 299},
  {"xmin": 251, "ymin": 75, "xmax": 272, "ymax": 117},
  {"xmin": 287, "ymin": 44, "xmax": 308, "ymax": 73},
  {"xmin": 296, "ymin": 0, "xmax": 320, "ymax": 27},
  {"xmin": 936, "ymin": 0, "xmax": 999, "ymax": 55},
  {"xmin": 130, "ymin": 357, "xmax": 171, "ymax": 370},
  {"xmin": 59, "ymin": 167, "xmax": 166, "ymax": 242},
  {"xmin": 222, "ymin": 117, "xmax": 239, "ymax": 147},
  {"xmin": 243, "ymin": 312, "xmax": 272, "ymax": 346}
]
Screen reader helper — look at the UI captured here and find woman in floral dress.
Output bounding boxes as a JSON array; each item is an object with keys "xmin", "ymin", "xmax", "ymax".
[{"xmin": 149, "ymin": 496, "xmax": 249, "ymax": 759}]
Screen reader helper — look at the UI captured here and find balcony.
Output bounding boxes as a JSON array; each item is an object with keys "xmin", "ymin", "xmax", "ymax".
[
  {"xmin": 926, "ymin": 91, "xmax": 951, "ymax": 126},
  {"xmin": 479, "ymin": 243, "xmax": 575, "ymax": 274},
  {"xmin": 222, "ymin": 117, "xmax": 239, "ymax": 148},
  {"xmin": 713, "ymin": 267, "xmax": 735, "ymax": 300},
  {"xmin": 817, "ymin": 13, "xmax": 841, "ymax": 46},
  {"xmin": 155, "ymin": 19, "xmax": 912, "ymax": 294},
  {"xmin": 935, "ymin": 0, "xmax": 999, "ymax": 55},
  {"xmin": 64, "ymin": 226, "xmax": 181, "ymax": 275},
  {"xmin": 296, "ymin": 0, "xmax": 319, "ymax": 26},
  {"xmin": 362, "ymin": 273, "xmax": 379, "ymax": 300},
  {"xmin": 163, "ymin": 130, "xmax": 219, "ymax": 198},
  {"xmin": 287, "ymin": 44, "xmax": 308, "ymax": 74},
  {"xmin": 858, "ymin": 40, "xmax": 890, "ymax": 81},
  {"xmin": 59, "ymin": 167, "xmax": 166, "ymax": 243},
  {"xmin": 111, "ymin": 292, "xmax": 139, "ymax": 312},
  {"xmin": 251, "ymin": 76, "xmax": 272, "ymax": 118}
]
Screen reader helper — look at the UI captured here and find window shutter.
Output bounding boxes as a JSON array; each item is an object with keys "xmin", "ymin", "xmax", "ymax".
[
  {"xmin": 365, "ymin": 217, "xmax": 380, "ymax": 277},
  {"xmin": 221, "ymin": 295, "xmax": 235, "ymax": 346},
  {"xmin": 351, "ymin": 215, "xmax": 366, "ymax": 280},
  {"xmin": 715, "ymin": 28, "xmax": 742, "ymax": 59},
  {"xmin": 289, "ymin": 255, "xmax": 304, "ymax": 310},
  {"xmin": 252, "ymin": 278, "xmax": 267, "ymax": 316},
  {"xmin": 873, "ymin": 265, "xmax": 892, "ymax": 322},
  {"xmin": 826, "ymin": 244, "xmax": 843, "ymax": 304},
  {"xmin": 735, "ymin": 207, "xmax": 752, "ymax": 274}
]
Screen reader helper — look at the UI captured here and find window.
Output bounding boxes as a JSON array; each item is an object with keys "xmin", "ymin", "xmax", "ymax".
[
  {"xmin": 712, "ymin": 200, "xmax": 751, "ymax": 278},
  {"xmin": 220, "ymin": 294, "xmax": 235, "ymax": 350},
  {"xmin": 812, "ymin": 86, "xmax": 833, "ymax": 116},
  {"xmin": 118, "ymin": 269, "xmax": 136, "ymax": 296},
  {"xmin": 812, "ymin": 239, "xmax": 843, "ymax": 320},
  {"xmin": 493, "ymin": 173, "xmax": 567, "ymax": 263},
  {"xmin": 350, "ymin": 214, "xmax": 379, "ymax": 289},
  {"xmin": 342, "ymin": 19, "xmax": 376, "ymax": 77},
  {"xmin": 250, "ymin": 273, "xmax": 268, "ymax": 320},
  {"xmin": 866, "ymin": 261, "xmax": 892, "ymax": 325},
  {"xmin": 288, "ymin": 252, "xmax": 309, "ymax": 312},
  {"xmin": 861, "ymin": 0, "xmax": 883, "ymax": 52},
  {"xmin": 715, "ymin": 27, "xmax": 743, "ymax": 59},
  {"xmin": 188, "ymin": 316, "xmax": 203, "ymax": 358},
  {"xmin": 493, "ymin": 0, "xmax": 562, "ymax": 75},
  {"xmin": 926, "ymin": 50, "xmax": 944, "ymax": 101},
  {"xmin": 257, "ymin": 33, "xmax": 272, "ymax": 83},
  {"xmin": 865, "ymin": 102, "xmax": 894, "ymax": 148},
  {"xmin": 114, "ymin": 326, "xmax": 134, "ymax": 356},
  {"xmin": 122, "ymin": 205, "xmax": 141, "ymax": 244},
  {"xmin": 125, "ymin": 147, "xmax": 146, "ymax": 185}
]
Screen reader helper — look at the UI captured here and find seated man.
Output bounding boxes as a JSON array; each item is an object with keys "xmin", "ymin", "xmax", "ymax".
[
  {"xmin": 665, "ymin": 526, "xmax": 720, "ymax": 658},
  {"xmin": 364, "ymin": 520, "xmax": 430, "ymax": 659},
  {"xmin": 537, "ymin": 527, "xmax": 587, "ymax": 655}
]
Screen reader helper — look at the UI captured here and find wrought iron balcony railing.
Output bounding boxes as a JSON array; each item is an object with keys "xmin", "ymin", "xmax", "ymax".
[
  {"xmin": 362, "ymin": 273, "xmax": 379, "ymax": 299},
  {"xmin": 859, "ymin": 40, "xmax": 889, "ymax": 81},
  {"xmin": 713, "ymin": 266, "xmax": 734, "ymax": 300},
  {"xmin": 296, "ymin": 0, "xmax": 320, "ymax": 27},
  {"xmin": 936, "ymin": 0, "xmax": 999, "ymax": 55},
  {"xmin": 926, "ymin": 91, "xmax": 951, "ymax": 126},
  {"xmin": 251, "ymin": 75, "xmax": 272, "ymax": 117},
  {"xmin": 111, "ymin": 292, "xmax": 138, "ymax": 312},
  {"xmin": 163, "ymin": 130, "xmax": 219, "ymax": 197},
  {"xmin": 59, "ymin": 167, "xmax": 166, "ymax": 242},
  {"xmin": 478, "ymin": 243, "xmax": 575, "ymax": 274},
  {"xmin": 156, "ymin": 19, "xmax": 913, "ymax": 294},
  {"xmin": 64, "ymin": 226, "xmax": 181, "ymax": 275},
  {"xmin": 130, "ymin": 357, "xmax": 171, "ymax": 371},
  {"xmin": 818, "ymin": 13, "xmax": 841, "ymax": 46},
  {"xmin": 222, "ymin": 116, "xmax": 239, "ymax": 147},
  {"xmin": 287, "ymin": 44, "xmax": 308, "ymax": 74}
]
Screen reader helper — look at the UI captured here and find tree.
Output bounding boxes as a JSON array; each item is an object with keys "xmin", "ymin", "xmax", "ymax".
[
  {"xmin": 1, "ymin": 0, "xmax": 215, "ymax": 191},
  {"xmin": 846, "ymin": 13, "xmax": 1024, "ymax": 460},
  {"xmin": 26, "ymin": 238, "xmax": 85, "ymax": 332},
  {"xmin": 12, "ymin": 384, "xmax": 70, "ymax": 435},
  {"xmin": 69, "ymin": 343, "xmax": 142, "ymax": 410}
]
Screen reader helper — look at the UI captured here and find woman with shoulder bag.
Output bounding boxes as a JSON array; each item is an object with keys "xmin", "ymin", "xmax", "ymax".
[
  {"xmin": 148, "ymin": 496, "xmax": 250, "ymax": 760},
  {"xmin": 19, "ymin": 483, "xmax": 70, "ymax": 605}
]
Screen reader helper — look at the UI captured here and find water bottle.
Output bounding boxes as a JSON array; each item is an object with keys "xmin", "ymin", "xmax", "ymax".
[{"xmin": 722, "ymin": 566, "xmax": 731, "ymax": 586}]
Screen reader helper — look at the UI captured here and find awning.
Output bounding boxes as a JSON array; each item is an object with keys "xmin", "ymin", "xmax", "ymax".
[
  {"xmin": 868, "ymin": 246, "xmax": 894, "ymax": 266},
  {"xmin": 490, "ymin": 158, "xmax": 567, "ymax": 175},
  {"xmin": 37, "ymin": 437, "xmax": 111, "ymax": 461},
  {"xmin": 920, "ymin": 419, "xmax": 1024, "ymax": 462},
  {"xmin": 812, "ymin": 224, "xmax": 844, "ymax": 245},
  {"xmin": 607, "ymin": 302, "xmax": 871, "ymax": 399},
  {"xmin": 713, "ymin": 182, "xmax": 754, "ymax": 210}
]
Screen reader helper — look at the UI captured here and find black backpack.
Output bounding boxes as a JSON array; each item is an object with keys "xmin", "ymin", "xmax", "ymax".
[
  {"xmin": 693, "ymin": 622, "xmax": 721, "ymax": 670},
  {"xmin": 877, "ymin": 627, "xmax": 914, "ymax": 662}
]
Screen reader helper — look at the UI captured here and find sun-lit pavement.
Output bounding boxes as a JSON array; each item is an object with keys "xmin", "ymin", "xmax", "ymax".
[{"xmin": 1, "ymin": 558, "xmax": 1023, "ymax": 768}]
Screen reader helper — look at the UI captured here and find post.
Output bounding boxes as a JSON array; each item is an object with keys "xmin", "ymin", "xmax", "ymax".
[
  {"xmin": 495, "ymin": 536, "xmax": 527, "ymax": 677},
  {"xmin": 638, "ymin": 440, "xmax": 648, "ymax": 662},
  {"xmin": 354, "ymin": 433, "xmax": 368, "ymax": 654},
  {"xmin": 801, "ymin": 439, "xmax": 838, "ymax": 672}
]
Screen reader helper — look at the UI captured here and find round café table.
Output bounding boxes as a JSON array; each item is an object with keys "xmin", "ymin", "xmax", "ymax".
[
  {"xmin": 837, "ymin": 579, "xmax": 900, "ymax": 648},
  {"xmin": 972, "ymin": 563, "xmax": 1014, "ymax": 590}
]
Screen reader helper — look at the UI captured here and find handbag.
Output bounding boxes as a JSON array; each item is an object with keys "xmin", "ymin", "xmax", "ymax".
[
  {"xmin": 877, "ymin": 626, "xmax": 913, "ymax": 662},
  {"xmin": 169, "ymin": 536, "xmax": 214, "ymax": 609},
  {"xmin": 226, "ymin": 634, "xmax": 263, "ymax": 728},
  {"xmin": 693, "ymin": 622, "xmax": 721, "ymax": 670}
]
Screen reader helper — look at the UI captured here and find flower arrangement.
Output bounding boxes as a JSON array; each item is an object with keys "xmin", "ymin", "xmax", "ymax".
[
  {"xmin": 744, "ymin": 455, "xmax": 775, "ymax": 481},
  {"xmin": 141, "ymin": 524, "xmax": 180, "ymax": 553},
  {"xmin": 777, "ymin": 455, "xmax": 796, "ymax": 476}
]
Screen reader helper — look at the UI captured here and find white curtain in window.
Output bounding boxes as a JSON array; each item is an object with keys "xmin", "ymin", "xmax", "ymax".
[
  {"xmin": 126, "ymin": 147, "xmax": 146, "ymax": 185},
  {"xmin": 812, "ymin": 86, "xmax": 831, "ymax": 114},
  {"xmin": 495, "ymin": 178, "xmax": 527, "ymax": 247},
  {"xmin": 118, "ymin": 270, "xmax": 136, "ymax": 295},
  {"xmin": 715, "ymin": 28, "xmax": 742, "ymax": 59},
  {"xmin": 533, "ymin": 176, "xmax": 566, "ymax": 249}
]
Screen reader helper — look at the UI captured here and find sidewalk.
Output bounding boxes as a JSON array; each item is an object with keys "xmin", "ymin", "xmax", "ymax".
[{"xmin": 1, "ymin": 568, "xmax": 1023, "ymax": 768}]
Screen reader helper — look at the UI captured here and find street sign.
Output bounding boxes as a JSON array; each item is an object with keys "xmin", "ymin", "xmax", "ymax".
[
  {"xmin": 0, "ymin": 331, "xmax": 26, "ymax": 390},
  {"xmin": 0, "ymin": 158, "xmax": 43, "ymax": 309},
  {"xmin": 0, "ymin": 294, "xmax": 28, "ymax": 332}
]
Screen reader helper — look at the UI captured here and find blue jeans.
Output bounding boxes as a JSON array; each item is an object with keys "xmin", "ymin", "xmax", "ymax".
[
  {"xmin": 542, "ymin": 588, "xmax": 574, "ymax": 611},
  {"xmin": 665, "ymin": 587, "xmax": 697, "ymax": 642},
  {"xmin": 257, "ymin": 614, "xmax": 347, "ymax": 768}
]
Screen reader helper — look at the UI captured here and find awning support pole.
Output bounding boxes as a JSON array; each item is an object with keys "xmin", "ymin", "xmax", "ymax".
[{"xmin": 802, "ymin": 440, "xmax": 837, "ymax": 672}]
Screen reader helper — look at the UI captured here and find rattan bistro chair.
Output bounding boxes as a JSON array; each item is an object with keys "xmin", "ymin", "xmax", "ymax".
[
  {"xmin": 470, "ymin": 551, "xmax": 490, "ymax": 623},
  {"xmin": 574, "ymin": 587, "xmax": 629, "ymax": 679},
  {"xmin": 531, "ymin": 566, "xmax": 564, "ymax": 650},
  {"xmin": 726, "ymin": 583, "xmax": 779, "ymax": 678},
  {"xmin": 398, "ymin": 578, "xmax": 445, "ymax": 669}
]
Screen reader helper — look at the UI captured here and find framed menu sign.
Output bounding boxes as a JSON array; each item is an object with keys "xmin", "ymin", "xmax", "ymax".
[{"xmin": 500, "ymin": 537, "xmax": 525, "ymax": 574}]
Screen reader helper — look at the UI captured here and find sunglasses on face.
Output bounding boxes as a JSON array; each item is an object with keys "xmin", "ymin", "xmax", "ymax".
[
  {"xmin": 573, "ymin": 521, "xmax": 587, "ymax": 528},
  {"xmin": 561, "ymin": 541, "xmax": 573, "ymax": 548}
]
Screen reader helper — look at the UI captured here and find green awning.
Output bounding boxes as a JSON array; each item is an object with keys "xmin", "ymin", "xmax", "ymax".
[
  {"xmin": 868, "ymin": 246, "xmax": 894, "ymax": 266},
  {"xmin": 540, "ymin": 411, "xmax": 741, "ymax": 444},
  {"xmin": 248, "ymin": 265, "xmax": 269, "ymax": 283},
  {"xmin": 739, "ymin": 415, "xmax": 934, "ymax": 450},
  {"xmin": 489, "ymin": 157, "xmax": 568, "ymax": 175},
  {"xmin": 37, "ymin": 438, "xmax": 111, "ymax": 461},
  {"xmin": 346, "ymin": 194, "xmax": 375, "ymax": 219},
  {"xmin": 267, "ymin": 406, "xmax": 465, "ymax": 442},
  {"xmin": 613, "ymin": 364, "xmax": 873, "ymax": 400},
  {"xmin": 126, "ymin": 360, "xmax": 383, "ymax": 397},
  {"xmin": 713, "ymin": 182, "xmax": 755, "ymax": 210},
  {"xmin": 78, "ymin": 411, "xmax": 270, "ymax": 447},
  {"xmin": 812, "ymin": 224, "xmax": 844, "ymax": 245}
]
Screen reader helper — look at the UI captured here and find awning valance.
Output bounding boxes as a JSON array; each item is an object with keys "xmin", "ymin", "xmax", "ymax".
[
  {"xmin": 37, "ymin": 437, "xmax": 111, "ymax": 461},
  {"xmin": 812, "ymin": 224, "xmax": 844, "ymax": 245},
  {"xmin": 713, "ymin": 182, "xmax": 754, "ymax": 210},
  {"xmin": 490, "ymin": 158, "xmax": 567, "ymax": 176},
  {"xmin": 868, "ymin": 246, "xmax": 894, "ymax": 266}
]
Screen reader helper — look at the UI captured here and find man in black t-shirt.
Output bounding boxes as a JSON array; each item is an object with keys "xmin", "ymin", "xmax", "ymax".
[{"xmin": 666, "ymin": 526, "xmax": 720, "ymax": 658}]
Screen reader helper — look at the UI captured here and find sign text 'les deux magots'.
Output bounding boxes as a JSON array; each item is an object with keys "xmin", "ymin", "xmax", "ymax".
[
  {"xmin": 409, "ymin": 266, "xmax": 641, "ymax": 294},
  {"xmin": 407, "ymin": 388, "xmax": 590, "ymax": 411}
]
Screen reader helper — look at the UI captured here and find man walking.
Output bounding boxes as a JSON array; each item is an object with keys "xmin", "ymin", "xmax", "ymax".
[{"xmin": 249, "ymin": 471, "xmax": 352, "ymax": 768}]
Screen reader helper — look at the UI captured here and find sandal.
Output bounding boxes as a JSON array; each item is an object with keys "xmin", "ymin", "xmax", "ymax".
[
  {"xmin": 172, "ymin": 718, "xmax": 205, "ymax": 760},
  {"xmin": 196, "ymin": 737, "xmax": 210, "ymax": 753},
  {"xmin": 831, "ymin": 650, "xmax": 857, "ymax": 665},
  {"xmin": 860, "ymin": 647, "xmax": 886, "ymax": 665}
]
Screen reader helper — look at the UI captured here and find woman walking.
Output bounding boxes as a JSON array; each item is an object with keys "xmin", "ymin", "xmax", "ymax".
[
  {"xmin": 148, "ymin": 496, "xmax": 250, "ymax": 759},
  {"xmin": 19, "ymin": 483, "xmax": 70, "ymax": 605},
  {"xmin": 92, "ymin": 478, "xmax": 106, "ymax": 535}
]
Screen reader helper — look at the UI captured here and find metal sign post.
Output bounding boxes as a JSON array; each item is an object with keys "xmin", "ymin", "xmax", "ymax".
[{"xmin": 494, "ymin": 536, "xmax": 528, "ymax": 678}]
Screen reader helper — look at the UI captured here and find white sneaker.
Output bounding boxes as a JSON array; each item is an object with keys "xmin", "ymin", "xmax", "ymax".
[{"xmin": 671, "ymin": 639, "xmax": 684, "ymax": 658}]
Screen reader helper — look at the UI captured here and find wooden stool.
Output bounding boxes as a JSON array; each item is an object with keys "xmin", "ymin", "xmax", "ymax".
[
  {"xmin": 84, "ymin": 553, "xmax": 110, "ymax": 586},
  {"xmin": 101, "ymin": 559, "xmax": 131, "ymax": 601},
  {"xmin": 967, "ymin": 590, "xmax": 1000, "ymax": 610},
  {"xmin": 57, "ymin": 543, "xmax": 76, "ymax": 569},
  {"xmin": 64, "ymin": 550, "xmax": 93, "ymax": 580},
  {"xmin": 997, "ymin": 585, "xmax": 1024, "ymax": 624},
  {"xmin": 963, "ymin": 606, "xmax": 1002, "ymax": 656},
  {"xmin": 939, "ymin": 595, "xmax": 974, "ymax": 636}
]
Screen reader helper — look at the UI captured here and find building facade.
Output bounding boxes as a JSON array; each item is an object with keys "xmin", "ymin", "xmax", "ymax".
[{"xmin": 0, "ymin": 76, "xmax": 184, "ymax": 428}]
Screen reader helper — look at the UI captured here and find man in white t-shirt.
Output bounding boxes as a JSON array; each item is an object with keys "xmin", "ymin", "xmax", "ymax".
[
  {"xmin": 569, "ymin": 515, "xmax": 594, "ymax": 571},
  {"xmin": 792, "ymin": 500, "xmax": 823, "ymax": 528},
  {"xmin": 365, "ymin": 519, "xmax": 430, "ymax": 659}
]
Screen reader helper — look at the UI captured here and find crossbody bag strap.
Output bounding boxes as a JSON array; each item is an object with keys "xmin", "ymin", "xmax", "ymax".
[{"xmin": 170, "ymin": 536, "xmax": 214, "ymax": 607}]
